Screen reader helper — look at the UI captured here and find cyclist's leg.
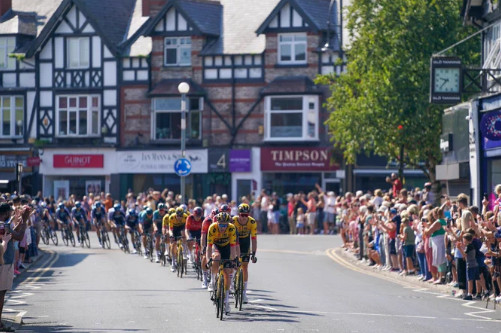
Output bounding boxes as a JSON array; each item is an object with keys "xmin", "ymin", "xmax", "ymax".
[
  {"xmin": 74, "ymin": 220, "xmax": 81, "ymax": 239},
  {"xmin": 210, "ymin": 246, "xmax": 221, "ymax": 289}
]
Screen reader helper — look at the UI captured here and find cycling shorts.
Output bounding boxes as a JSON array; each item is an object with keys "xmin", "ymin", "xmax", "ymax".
[
  {"xmin": 171, "ymin": 225, "xmax": 184, "ymax": 240},
  {"xmin": 214, "ymin": 243, "xmax": 231, "ymax": 260},
  {"xmin": 239, "ymin": 236, "xmax": 251, "ymax": 256},
  {"xmin": 126, "ymin": 222, "xmax": 138, "ymax": 230},
  {"xmin": 187, "ymin": 229, "xmax": 201, "ymax": 243}
]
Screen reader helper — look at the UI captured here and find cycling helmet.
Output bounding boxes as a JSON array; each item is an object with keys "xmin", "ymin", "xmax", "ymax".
[
  {"xmin": 176, "ymin": 206, "xmax": 184, "ymax": 216},
  {"xmin": 211, "ymin": 208, "xmax": 220, "ymax": 218},
  {"xmin": 180, "ymin": 204, "xmax": 187, "ymax": 212},
  {"xmin": 128, "ymin": 209, "xmax": 137, "ymax": 216},
  {"xmin": 193, "ymin": 206, "xmax": 203, "ymax": 217},
  {"xmin": 220, "ymin": 204, "xmax": 230, "ymax": 213},
  {"xmin": 58, "ymin": 203, "xmax": 65, "ymax": 209},
  {"xmin": 95, "ymin": 202, "xmax": 102, "ymax": 208},
  {"xmin": 113, "ymin": 203, "xmax": 121, "ymax": 211},
  {"xmin": 157, "ymin": 203, "xmax": 166, "ymax": 210},
  {"xmin": 143, "ymin": 205, "xmax": 149, "ymax": 210},
  {"xmin": 168, "ymin": 207, "xmax": 176, "ymax": 215},
  {"xmin": 238, "ymin": 203, "xmax": 250, "ymax": 214},
  {"xmin": 145, "ymin": 208, "xmax": 153, "ymax": 215},
  {"xmin": 217, "ymin": 212, "xmax": 231, "ymax": 223},
  {"xmin": 75, "ymin": 201, "xmax": 81, "ymax": 208}
]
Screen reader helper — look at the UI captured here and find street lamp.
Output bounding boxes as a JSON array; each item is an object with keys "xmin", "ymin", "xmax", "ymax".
[
  {"xmin": 178, "ymin": 81, "xmax": 190, "ymax": 204},
  {"xmin": 16, "ymin": 162, "xmax": 23, "ymax": 194}
]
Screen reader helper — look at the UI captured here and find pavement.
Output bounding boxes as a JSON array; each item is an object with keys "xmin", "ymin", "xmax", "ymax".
[{"xmin": 2, "ymin": 248, "xmax": 47, "ymax": 332}]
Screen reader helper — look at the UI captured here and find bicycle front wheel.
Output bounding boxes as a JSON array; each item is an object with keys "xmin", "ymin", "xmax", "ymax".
[
  {"xmin": 69, "ymin": 231, "xmax": 76, "ymax": 247},
  {"xmin": 84, "ymin": 231, "xmax": 91, "ymax": 248},
  {"xmin": 62, "ymin": 230, "xmax": 68, "ymax": 246},
  {"xmin": 41, "ymin": 228, "xmax": 49, "ymax": 245},
  {"xmin": 238, "ymin": 269, "xmax": 244, "ymax": 311},
  {"xmin": 218, "ymin": 275, "xmax": 225, "ymax": 320},
  {"xmin": 51, "ymin": 230, "xmax": 58, "ymax": 246}
]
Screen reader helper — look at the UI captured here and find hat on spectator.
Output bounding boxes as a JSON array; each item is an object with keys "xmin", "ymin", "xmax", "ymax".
[
  {"xmin": 424, "ymin": 182, "xmax": 432, "ymax": 188},
  {"xmin": 390, "ymin": 208, "xmax": 397, "ymax": 215},
  {"xmin": 356, "ymin": 190, "xmax": 363, "ymax": 198},
  {"xmin": 0, "ymin": 203, "xmax": 12, "ymax": 214},
  {"xmin": 327, "ymin": 191, "xmax": 335, "ymax": 196},
  {"xmin": 377, "ymin": 206, "xmax": 387, "ymax": 213}
]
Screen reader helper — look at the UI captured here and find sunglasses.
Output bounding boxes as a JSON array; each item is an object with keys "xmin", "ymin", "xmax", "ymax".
[
  {"xmin": 239, "ymin": 213, "xmax": 249, "ymax": 217},
  {"xmin": 218, "ymin": 223, "xmax": 228, "ymax": 228}
]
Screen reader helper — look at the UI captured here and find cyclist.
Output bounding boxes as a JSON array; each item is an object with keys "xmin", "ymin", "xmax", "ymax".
[
  {"xmin": 71, "ymin": 201, "xmax": 88, "ymax": 244},
  {"xmin": 55, "ymin": 202, "xmax": 72, "ymax": 235},
  {"xmin": 139, "ymin": 208, "xmax": 154, "ymax": 259},
  {"xmin": 232, "ymin": 203, "xmax": 257, "ymax": 303},
  {"xmin": 166, "ymin": 206, "xmax": 189, "ymax": 272},
  {"xmin": 152, "ymin": 203, "xmax": 168, "ymax": 263},
  {"xmin": 185, "ymin": 206, "xmax": 203, "ymax": 263},
  {"xmin": 207, "ymin": 212, "xmax": 237, "ymax": 314},
  {"xmin": 91, "ymin": 202, "xmax": 107, "ymax": 245},
  {"xmin": 201, "ymin": 208, "xmax": 218, "ymax": 289},
  {"xmin": 220, "ymin": 204, "xmax": 231, "ymax": 216},
  {"xmin": 40, "ymin": 202, "xmax": 55, "ymax": 231},
  {"xmin": 108, "ymin": 203, "xmax": 126, "ymax": 247},
  {"xmin": 126, "ymin": 208, "xmax": 140, "ymax": 254}
]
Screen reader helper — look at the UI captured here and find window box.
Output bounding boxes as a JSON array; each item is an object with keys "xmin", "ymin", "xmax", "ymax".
[{"xmin": 264, "ymin": 95, "xmax": 318, "ymax": 141}]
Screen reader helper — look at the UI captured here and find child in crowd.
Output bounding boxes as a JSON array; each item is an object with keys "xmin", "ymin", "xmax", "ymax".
[
  {"xmin": 458, "ymin": 233, "xmax": 481, "ymax": 300},
  {"xmin": 399, "ymin": 218, "xmax": 416, "ymax": 275},
  {"xmin": 296, "ymin": 208, "xmax": 305, "ymax": 235}
]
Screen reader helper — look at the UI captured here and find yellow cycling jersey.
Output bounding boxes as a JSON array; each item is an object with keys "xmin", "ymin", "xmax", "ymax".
[
  {"xmin": 163, "ymin": 213, "xmax": 188, "ymax": 228},
  {"xmin": 232, "ymin": 216, "xmax": 257, "ymax": 239},
  {"xmin": 207, "ymin": 223, "xmax": 237, "ymax": 247}
]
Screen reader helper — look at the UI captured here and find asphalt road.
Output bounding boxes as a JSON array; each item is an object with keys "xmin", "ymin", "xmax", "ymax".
[{"xmin": 5, "ymin": 233, "xmax": 501, "ymax": 332}]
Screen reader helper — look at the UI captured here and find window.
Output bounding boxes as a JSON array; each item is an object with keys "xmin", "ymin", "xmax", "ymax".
[
  {"xmin": 153, "ymin": 97, "xmax": 202, "ymax": 140},
  {"xmin": 0, "ymin": 37, "xmax": 16, "ymax": 70},
  {"xmin": 278, "ymin": 33, "xmax": 307, "ymax": 65},
  {"xmin": 57, "ymin": 95, "xmax": 100, "ymax": 137},
  {"xmin": 164, "ymin": 37, "xmax": 191, "ymax": 66},
  {"xmin": 0, "ymin": 96, "xmax": 23, "ymax": 137},
  {"xmin": 67, "ymin": 37, "xmax": 90, "ymax": 69},
  {"xmin": 265, "ymin": 95, "xmax": 318, "ymax": 141}
]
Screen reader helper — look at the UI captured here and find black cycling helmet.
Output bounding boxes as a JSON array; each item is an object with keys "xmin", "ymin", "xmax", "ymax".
[
  {"xmin": 75, "ymin": 201, "xmax": 81, "ymax": 208},
  {"xmin": 95, "ymin": 202, "xmax": 102, "ymax": 208},
  {"xmin": 145, "ymin": 208, "xmax": 153, "ymax": 215},
  {"xmin": 220, "ymin": 204, "xmax": 230, "ymax": 213},
  {"xmin": 193, "ymin": 206, "xmax": 203, "ymax": 217},
  {"xmin": 113, "ymin": 203, "xmax": 121, "ymax": 210},
  {"xmin": 58, "ymin": 203, "xmax": 65, "ymax": 209},
  {"xmin": 128, "ymin": 209, "xmax": 137, "ymax": 216},
  {"xmin": 158, "ymin": 203, "xmax": 166, "ymax": 210},
  {"xmin": 238, "ymin": 203, "xmax": 250, "ymax": 214}
]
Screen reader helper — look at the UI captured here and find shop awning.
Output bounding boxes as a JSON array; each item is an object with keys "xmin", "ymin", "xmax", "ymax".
[{"xmin": 148, "ymin": 79, "xmax": 205, "ymax": 97}]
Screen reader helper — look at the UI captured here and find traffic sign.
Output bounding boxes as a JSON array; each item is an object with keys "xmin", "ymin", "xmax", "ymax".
[{"xmin": 174, "ymin": 158, "xmax": 192, "ymax": 176}]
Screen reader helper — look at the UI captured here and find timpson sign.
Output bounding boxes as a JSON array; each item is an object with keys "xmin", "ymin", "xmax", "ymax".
[{"xmin": 260, "ymin": 147, "xmax": 339, "ymax": 171}]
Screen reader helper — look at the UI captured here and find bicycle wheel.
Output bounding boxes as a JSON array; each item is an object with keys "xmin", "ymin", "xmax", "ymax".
[
  {"xmin": 234, "ymin": 270, "xmax": 240, "ymax": 309},
  {"xmin": 160, "ymin": 242, "xmax": 166, "ymax": 266},
  {"xmin": 80, "ymin": 229, "xmax": 85, "ymax": 247},
  {"xmin": 84, "ymin": 231, "xmax": 91, "ymax": 248},
  {"xmin": 238, "ymin": 270, "xmax": 244, "ymax": 311},
  {"xmin": 177, "ymin": 250, "xmax": 182, "ymax": 277},
  {"xmin": 41, "ymin": 228, "xmax": 49, "ymax": 245},
  {"xmin": 105, "ymin": 232, "xmax": 111, "ymax": 249},
  {"xmin": 218, "ymin": 275, "xmax": 225, "ymax": 320},
  {"xmin": 62, "ymin": 230, "xmax": 68, "ymax": 246},
  {"xmin": 69, "ymin": 230, "xmax": 76, "ymax": 247},
  {"xmin": 51, "ymin": 230, "xmax": 58, "ymax": 246},
  {"xmin": 215, "ymin": 274, "xmax": 220, "ymax": 318}
]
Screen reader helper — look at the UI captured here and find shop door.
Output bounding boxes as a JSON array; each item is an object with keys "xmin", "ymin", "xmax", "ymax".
[{"xmin": 236, "ymin": 179, "xmax": 252, "ymax": 201}]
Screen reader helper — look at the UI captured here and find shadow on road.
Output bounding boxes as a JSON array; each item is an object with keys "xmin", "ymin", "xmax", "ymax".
[{"xmin": 19, "ymin": 324, "xmax": 149, "ymax": 332}]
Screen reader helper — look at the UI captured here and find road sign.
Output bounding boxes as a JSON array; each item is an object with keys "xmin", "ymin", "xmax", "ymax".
[{"xmin": 174, "ymin": 158, "xmax": 192, "ymax": 177}]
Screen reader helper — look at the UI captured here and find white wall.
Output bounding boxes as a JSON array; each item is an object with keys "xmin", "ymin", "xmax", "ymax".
[{"xmin": 231, "ymin": 147, "xmax": 261, "ymax": 201}]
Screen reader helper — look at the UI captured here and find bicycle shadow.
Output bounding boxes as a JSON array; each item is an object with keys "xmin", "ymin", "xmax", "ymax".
[{"xmin": 16, "ymin": 323, "xmax": 148, "ymax": 332}]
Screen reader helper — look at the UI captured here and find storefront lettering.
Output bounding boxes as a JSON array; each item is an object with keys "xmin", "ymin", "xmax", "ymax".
[
  {"xmin": 270, "ymin": 150, "xmax": 328, "ymax": 162},
  {"xmin": 64, "ymin": 155, "xmax": 91, "ymax": 166},
  {"xmin": 54, "ymin": 154, "xmax": 104, "ymax": 168}
]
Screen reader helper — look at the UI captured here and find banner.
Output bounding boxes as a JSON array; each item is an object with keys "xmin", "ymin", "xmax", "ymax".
[{"xmin": 229, "ymin": 150, "xmax": 251, "ymax": 172}]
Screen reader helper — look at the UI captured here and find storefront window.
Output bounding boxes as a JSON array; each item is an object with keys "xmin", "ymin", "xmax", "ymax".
[{"xmin": 263, "ymin": 173, "xmax": 321, "ymax": 196}]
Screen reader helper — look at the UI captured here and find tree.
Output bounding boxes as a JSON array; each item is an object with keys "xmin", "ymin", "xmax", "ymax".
[{"xmin": 318, "ymin": 0, "xmax": 479, "ymax": 181}]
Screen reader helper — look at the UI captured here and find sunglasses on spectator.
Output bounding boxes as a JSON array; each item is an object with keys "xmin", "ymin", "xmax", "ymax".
[{"xmin": 421, "ymin": 218, "xmax": 428, "ymax": 222}]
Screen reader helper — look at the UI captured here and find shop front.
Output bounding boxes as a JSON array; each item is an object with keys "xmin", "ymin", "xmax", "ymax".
[
  {"xmin": 260, "ymin": 147, "xmax": 341, "ymax": 196},
  {"xmin": 231, "ymin": 148, "xmax": 261, "ymax": 201},
  {"xmin": 116, "ymin": 149, "xmax": 208, "ymax": 201},
  {"xmin": 39, "ymin": 149, "xmax": 115, "ymax": 200},
  {"xmin": 0, "ymin": 147, "xmax": 34, "ymax": 194}
]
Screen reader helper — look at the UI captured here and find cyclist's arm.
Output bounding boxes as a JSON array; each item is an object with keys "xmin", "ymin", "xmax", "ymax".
[{"xmin": 251, "ymin": 219, "xmax": 257, "ymax": 254}]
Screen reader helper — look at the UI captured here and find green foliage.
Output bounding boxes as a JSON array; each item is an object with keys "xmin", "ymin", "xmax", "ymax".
[{"xmin": 318, "ymin": 0, "xmax": 479, "ymax": 180}]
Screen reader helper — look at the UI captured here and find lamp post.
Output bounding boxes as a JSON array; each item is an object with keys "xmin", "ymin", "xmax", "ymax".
[
  {"xmin": 178, "ymin": 81, "xmax": 190, "ymax": 204},
  {"xmin": 16, "ymin": 162, "xmax": 23, "ymax": 194}
]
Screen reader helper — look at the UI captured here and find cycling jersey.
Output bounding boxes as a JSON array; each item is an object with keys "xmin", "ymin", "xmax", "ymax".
[
  {"xmin": 55, "ymin": 207, "xmax": 71, "ymax": 224},
  {"xmin": 91, "ymin": 207, "xmax": 105, "ymax": 221},
  {"xmin": 153, "ymin": 210, "xmax": 167, "ymax": 229},
  {"xmin": 186, "ymin": 215, "xmax": 203, "ymax": 231},
  {"xmin": 140, "ymin": 212, "xmax": 154, "ymax": 230},
  {"xmin": 126, "ymin": 213, "xmax": 139, "ymax": 228},
  {"xmin": 232, "ymin": 216, "xmax": 257, "ymax": 240},
  {"xmin": 207, "ymin": 223, "xmax": 237, "ymax": 248},
  {"xmin": 164, "ymin": 213, "xmax": 188, "ymax": 229},
  {"xmin": 201, "ymin": 217, "xmax": 213, "ymax": 235},
  {"xmin": 108, "ymin": 208, "xmax": 126, "ymax": 226},
  {"xmin": 71, "ymin": 207, "xmax": 87, "ymax": 222}
]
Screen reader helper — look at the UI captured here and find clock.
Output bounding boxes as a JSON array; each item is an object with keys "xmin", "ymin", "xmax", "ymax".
[
  {"xmin": 430, "ymin": 57, "xmax": 462, "ymax": 104},
  {"xmin": 434, "ymin": 68, "xmax": 460, "ymax": 93}
]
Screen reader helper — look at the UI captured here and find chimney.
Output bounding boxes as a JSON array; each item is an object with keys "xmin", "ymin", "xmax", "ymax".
[
  {"xmin": 149, "ymin": 0, "xmax": 169, "ymax": 16},
  {"xmin": 0, "ymin": 0, "xmax": 12, "ymax": 18},
  {"xmin": 142, "ymin": 0, "xmax": 150, "ymax": 17}
]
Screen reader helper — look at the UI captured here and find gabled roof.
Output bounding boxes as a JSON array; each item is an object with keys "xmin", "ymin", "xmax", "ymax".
[
  {"xmin": 256, "ymin": 0, "xmax": 337, "ymax": 35},
  {"xmin": 200, "ymin": 0, "xmax": 279, "ymax": 55},
  {"xmin": 143, "ymin": 0, "xmax": 222, "ymax": 37},
  {"xmin": 24, "ymin": 0, "xmax": 149, "ymax": 58}
]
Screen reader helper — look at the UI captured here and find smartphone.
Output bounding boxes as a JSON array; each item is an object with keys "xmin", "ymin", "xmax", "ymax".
[{"xmin": 4, "ymin": 223, "xmax": 11, "ymax": 234}]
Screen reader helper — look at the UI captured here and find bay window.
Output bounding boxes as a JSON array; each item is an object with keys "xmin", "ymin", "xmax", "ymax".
[
  {"xmin": 0, "ymin": 96, "xmax": 23, "ymax": 137},
  {"xmin": 265, "ymin": 95, "xmax": 318, "ymax": 141},
  {"xmin": 153, "ymin": 97, "xmax": 202, "ymax": 140},
  {"xmin": 57, "ymin": 95, "xmax": 100, "ymax": 137}
]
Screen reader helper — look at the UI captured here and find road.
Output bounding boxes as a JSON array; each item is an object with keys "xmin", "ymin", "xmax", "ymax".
[{"xmin": 5, "ymin": 233, "xmax": 501, "ymax": 332}]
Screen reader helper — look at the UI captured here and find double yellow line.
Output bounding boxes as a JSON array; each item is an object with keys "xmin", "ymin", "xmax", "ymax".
[{"xmin": 22, "ymin": 249, "xmax": 60, "ymax": 285}]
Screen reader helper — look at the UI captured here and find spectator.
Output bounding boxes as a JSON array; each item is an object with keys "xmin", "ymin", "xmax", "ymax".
[
  {"xmin": 386, "ymin": 173, "xmax": 402, "ymax": 199},
  {"xmin": 104, "ymin": 193, "xmax": 113, "ymax": 212},
  {"xmin": 325, "ymin": 192, "xmax": 337, "ymax": 235},
  {"xmin": 296, "ymin": 207, "xmax": 305, "ymax": 235},
  {"xmin": 287, "ymin": 193, "xmax": 296, "ymax": 235},
  {"xmin": 259, "ymin": 190, "xmax": 269, "ymax": 233}
]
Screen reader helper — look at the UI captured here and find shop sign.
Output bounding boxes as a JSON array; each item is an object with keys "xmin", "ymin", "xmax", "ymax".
[
  {"xmin": 480, "ymin": 110, "xmax": 501, "ymax": 151},
  {"xmin": 54, "ymin": 154, "xmax": 104, "ymax": 168},
  {"xmin": 116, "ymin": 150, "xmax": 208, "ymax": 174},
  {"xmin": 0, "ymin": 155, "xmax": 27, "ymax": 168},
  {"xmin": 208, "ymin": 149, "xmax": 229, "ymax": 173},
  {"xmin": 230, "ymin": 150, "xmax": 251, "ymax": 172},
  {"xmin": 27, "ymin": 157, "xmax": 41, "ymax": 167},
  {"xmin": 261, "ymin": 147, "xmax": 339, "ymax": 171}
]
